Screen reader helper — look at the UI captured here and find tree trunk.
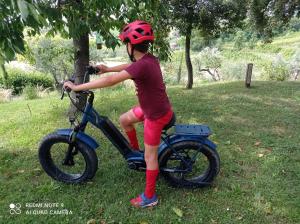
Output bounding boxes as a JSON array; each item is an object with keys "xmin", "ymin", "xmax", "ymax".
[
  {"xmin": 177, "ymin": 51, "xmax": 184, "ymax": 84},
  {"xmin": 68, "ymin": 33, "xmax": 89, "ymax": 120},
  {"xmin": 185, "ymin": 24, "xmax": 193, "ymax": 89},
  {"xmin": 200, "ymin": 68, "xmax": 217, "ymax": 81},
  {"xmin": 0, "ymin": 64, "xmax": 8, "ymax": 88}
]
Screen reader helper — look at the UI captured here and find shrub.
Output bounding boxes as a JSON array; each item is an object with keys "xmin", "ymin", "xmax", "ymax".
[
  {"xmin": 24, "ymin": 35, "xmax": 74, "ymax": 84},
  {"xmin": 247, "ymin": 34, "xmax": 258, "ymax": 49},
  {"xmin": 290, "ymin": 49, "xmax": 300, "ymax": 80},
  {"xmin": 263, "ymin": 54, "xmax": 290, "ymax": 81},
  {"xmin": 197, "ymin": 47, "xmax": 222, "ymax": 68},
  {"xmin": 0, "ymin": 88, "xmax": 12, "ymax": 103},
  {"xmin": 195, "ymin": 47, "xmax": 222, "ymax": 81},
  {"xmin": 0, "ymin": 68, "xmax": 53, "ymax": 94},
  {"xmin": 289, "ymin": 17, "xmax": 300, "ymax": 32},
  {"xmin": 161, "ymin": 51, "xmax": 186, "ymax": 85},
  {"xmin": 221, "ymin": 61, "xmax": 247, "ymax": 81},
  {"xmin": 233, "ymin": 31, "xmax": 247, "ymax": 50},
  {"xmin": 23, "ymin": 85, "xmax": 39, "ymax": 100}
]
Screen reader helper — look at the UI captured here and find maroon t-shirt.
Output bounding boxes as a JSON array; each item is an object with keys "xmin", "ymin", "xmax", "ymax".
[{"xmin": 125, "ymin": 53, "xmax": 171, "ymax": 120}]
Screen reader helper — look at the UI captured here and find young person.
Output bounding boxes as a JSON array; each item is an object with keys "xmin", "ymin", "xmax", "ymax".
[{"xmin": 63, "ymin": 20, "xmax": 173, "ymax": 208}]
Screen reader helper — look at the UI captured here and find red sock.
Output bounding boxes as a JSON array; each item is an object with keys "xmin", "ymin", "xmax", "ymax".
[
  {"xmin": 126, "ymin": 129, "xmax": 140, "ymax": 150},
  {"xmin": 144, "ymin": 169, "xmax": 159, "ymax": 199}
]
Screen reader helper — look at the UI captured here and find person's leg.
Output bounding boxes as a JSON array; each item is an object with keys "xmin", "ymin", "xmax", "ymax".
[
  {"xmin": 144, "ymin": 143, "xmax": 159, "ymax": 199},
  {"xmin": 119, "ymin": 106, "xmax": 144, "ymax": 150},
  {"xmin": 130, "ymin": 119, "xmax": 161, "ymax": 207},
  {"xmin": 130, "ymin": 109, "xmax": 173, "ymax": 207}
]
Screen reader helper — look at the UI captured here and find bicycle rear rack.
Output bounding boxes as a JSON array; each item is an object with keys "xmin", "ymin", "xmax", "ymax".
[{"xmin": 175, "ymin": 124, "xmax": 212, "ymax": 137}]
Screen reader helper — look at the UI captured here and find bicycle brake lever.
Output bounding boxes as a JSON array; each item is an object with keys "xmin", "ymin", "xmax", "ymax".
[
  {"xmin": 61, "ymin": 86, "xmax": 72, "ymax": 100},
  {"xmin": 61, "ymin": 89, "xmax": 65, "ymax": 100}
]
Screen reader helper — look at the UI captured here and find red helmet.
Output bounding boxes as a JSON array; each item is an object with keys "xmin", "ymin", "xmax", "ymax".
[{"xmin": 119, "ymin": 20, "xmax": 154, "ymax": 45}]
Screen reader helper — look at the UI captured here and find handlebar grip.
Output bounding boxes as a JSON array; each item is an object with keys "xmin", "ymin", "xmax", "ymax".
[
  {"xmin": 65, "ymin": 87, "xmax": 72, "ymax": 93},
  {"xmin": 68, "ymin": 77, "xmax": 75, "ymax": 83},
  {"xmin": 94, "ymin": 66, "xmax": 100, "ymax": 73},
  {"xmin": 86, "ymin": 65, "xmax": 100, "ymax": 74}
]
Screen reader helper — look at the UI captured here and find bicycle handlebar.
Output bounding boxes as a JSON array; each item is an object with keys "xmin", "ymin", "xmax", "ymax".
[{"xmin": 61, "ymin": 65, "xmax": 100, "ymax": 100}]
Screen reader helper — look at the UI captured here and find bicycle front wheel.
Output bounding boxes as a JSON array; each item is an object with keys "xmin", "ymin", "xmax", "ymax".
[{"xmin": 38, "ymin": 133, "xmax": 98, "ymax": 184}]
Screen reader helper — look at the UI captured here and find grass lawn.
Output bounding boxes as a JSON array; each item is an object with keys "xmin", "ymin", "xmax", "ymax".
[{"xmin": 0, "ymin": 81, "xmax": 299, "ymax": 224}]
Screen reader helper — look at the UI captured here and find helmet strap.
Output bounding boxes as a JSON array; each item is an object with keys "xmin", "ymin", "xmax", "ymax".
[{"xmin": 126, "ymin": 43, "xmax": 136, "ymax": 62}]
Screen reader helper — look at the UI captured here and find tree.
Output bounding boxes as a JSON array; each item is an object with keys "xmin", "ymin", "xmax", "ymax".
[
  {"xmin": 165, "ymin": 0, "xmax": 247, "ymax": 89},
  {"xmin": 1, "ymin": 0, "xmax": 171, "ymax": 117},
  {"xmin": 0, "ymin": 0, "xmax": 44, "ymax": 87},
  {"xmin": 39, "ymin": 0, "xmax": 171, "ymax": 117},
  {"xmin": 196, "ymin": 47, "xmax": 222, "ymax": 81},
  {"xmin": 249, "ymin": 0, "xmax": 300, "ymax": 41}
]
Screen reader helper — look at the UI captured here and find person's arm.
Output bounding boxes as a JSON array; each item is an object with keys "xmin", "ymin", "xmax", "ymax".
[
  {"xmin": 97, "ymin": 63, "xmax": 131, "ymax": 73},
  {"xmin": 63, "ymin": 70, "xmax": 132, "ymax": 91}
]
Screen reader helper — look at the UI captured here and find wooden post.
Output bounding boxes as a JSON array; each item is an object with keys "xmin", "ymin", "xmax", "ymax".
[{"xmin": 245, "ymin": 63, "xmax": 253, "ymax": 88}]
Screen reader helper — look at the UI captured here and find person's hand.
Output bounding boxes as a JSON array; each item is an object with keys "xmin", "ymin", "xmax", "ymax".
[
  {"xmin": 96, "ymin": 64, "xmax": 109, "ymax": 75},
  {"xmin": 63, "ymin": 81, "xmax": 77, "ymax": 91}
]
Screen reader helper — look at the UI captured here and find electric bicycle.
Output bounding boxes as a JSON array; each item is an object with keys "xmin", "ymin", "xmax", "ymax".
[{"xmin": 38, "ymin": 66, "xmax": 220, "ymax": 188}]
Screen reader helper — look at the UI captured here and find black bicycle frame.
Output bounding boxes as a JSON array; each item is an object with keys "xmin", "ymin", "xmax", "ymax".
[{"xmin": 75, "ymin": 92, "xmax": 132, "ymax": 157}]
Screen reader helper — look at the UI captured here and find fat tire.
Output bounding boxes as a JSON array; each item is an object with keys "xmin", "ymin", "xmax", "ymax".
[
  {"xmin": 38, "ymin": 133, "xmax": 98, "ymax": 184},
  {"xmin": 159, "ymin": 141, "xmax": 220, "ymax": 188}
]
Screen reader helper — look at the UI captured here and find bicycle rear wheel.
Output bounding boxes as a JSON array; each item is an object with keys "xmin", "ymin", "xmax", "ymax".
[{"xmin": 159, "ymin": 141, "xmax": 220, "ymax": 188}]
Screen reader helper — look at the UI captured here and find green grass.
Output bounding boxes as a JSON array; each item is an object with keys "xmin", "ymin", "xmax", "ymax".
[
  {"xmin": 228, "ymin": 32, "xmax": 299, "ymax": 59},
  {"xmin": 0, "ymin": 82, "xmax": 299, "ymax": 223}
]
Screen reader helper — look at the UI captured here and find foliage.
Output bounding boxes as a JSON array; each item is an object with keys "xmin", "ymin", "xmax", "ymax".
[
  {"xmin": 1, "ymin": 0, "xmax": 172, "ymax": 76},
  {"xmin": 0, "ymin": 88, "xmax": 12, "ymax": 103},
  {"xmin": 21, "ymin": 35, "xmax": 128, "ymax": 83},
  {"xmin": 290, "ymin": 49, "xmax": 300, "ymax": 79},
  {"xmin": 166, "ymin": 0, "xmax": 246, "ymax": 39},
  {"xmin": 221, "ymin": 61, "xmax": 247, "ymax": 81},
  {"xmin": 22, "ymin": 85, "xmax": 38, "ymax": 100},
  {"xmin": 247, "ymin": 34, "xmax": 259, "ymax": 49},
  {"xmin": 89, "ymin": 40, "xmax": 127, "ymax": 62},
  {"xmin": 23, "ymin": 35, "xmax": 74, "ymax": 84},
  {"xmin": 161, "ymin": 62, "xmax": 180, "ymax": 85},
  {"xmin": 191, "ymin": 30, "xmax": 216, "ymax": 51},
  {"xmin": 263, "ymin": 54, "xmax": 290, "ymax": 81},
  {"xmin": 233, "ymin": 30, "xmax": 247, "ymax": 50},
  {"xmin": 198, "ymin": 48, "xmax": 222, "ymax": 69},
  {"xmin": 165, "ymin": 0, "xmax": 247, "ymax": 88},
  {"xmin": 249, "ymin": 0, "xmax": 300, "ymax": 41},
  {"xmin": 34, "ymin": 0, "xmax": 172, "ymax": 61},
  {"xmin": 289, "ymin": 17, "xmax": 300, "ymax": 32},
  {"xmin": 0, "ymin": 0, "xmax": 44, "ymax": 64},
  {"xmin": 0, "ymin": 68, "xmax": 53, "ymax": 94},
  {"xmin": 195, "ymin": 47, "xmax": 223, "ymax": 81}
]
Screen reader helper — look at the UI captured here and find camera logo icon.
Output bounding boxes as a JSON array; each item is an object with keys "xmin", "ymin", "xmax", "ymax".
[{"xmin": 9, "ymin": 203, "xmax": 21, "ymax": 215}]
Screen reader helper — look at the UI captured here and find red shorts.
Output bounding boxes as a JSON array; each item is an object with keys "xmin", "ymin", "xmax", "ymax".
[{"xmin": 132, "ymin": 106, "xmax": 173, "ymax": 146}]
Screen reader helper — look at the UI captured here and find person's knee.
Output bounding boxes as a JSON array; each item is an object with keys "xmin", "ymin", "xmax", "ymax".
[
  {"xmin": 144, "ymin": 150, "xmax": 158, "ymax": 164},
  {"xmin": 120, "ymin": 113, "xmax": 135, "ymax": 130},
  {"xmin": 119, "ymin": 113, "xmax": 128, "ymax": 127}
]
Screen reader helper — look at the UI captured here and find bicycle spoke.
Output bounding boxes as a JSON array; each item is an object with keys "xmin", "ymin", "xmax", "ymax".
[
  {"xmin": 165, "ymin": 147, "xmax": 210, "ymax": 182},
  {"xmin": 50, "ymin": 142, "xmax": 86, "ymax": 177}
]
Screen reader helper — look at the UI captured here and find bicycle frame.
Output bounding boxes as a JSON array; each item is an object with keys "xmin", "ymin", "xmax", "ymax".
[
  {"xmin": 56, "ymin": 90, "xmax": 217, "ymax": 171},
  {"xmin": 72, "ymin": 92, "xmax": 134, "ymax": 158}
]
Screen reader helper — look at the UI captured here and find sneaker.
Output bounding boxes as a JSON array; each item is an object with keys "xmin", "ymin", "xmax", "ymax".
[{"xmin": 130, "ymin": 193, "xmax": 158, "ymax": 208}]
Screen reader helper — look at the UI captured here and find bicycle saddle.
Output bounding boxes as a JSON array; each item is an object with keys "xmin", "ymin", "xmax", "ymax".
[{"xmin": 163, "ymin": 112, "xmax": 176, "ymax": 131}]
